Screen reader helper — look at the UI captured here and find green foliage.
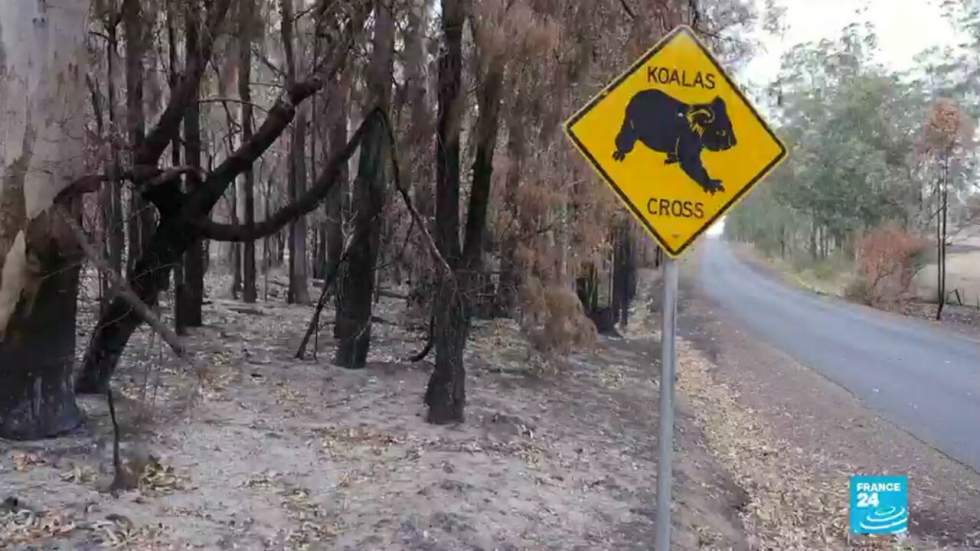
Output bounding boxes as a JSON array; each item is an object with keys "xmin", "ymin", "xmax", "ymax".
[{"xmin": 730, "ymin": 17, "xmax": 978, "ymax": 265}]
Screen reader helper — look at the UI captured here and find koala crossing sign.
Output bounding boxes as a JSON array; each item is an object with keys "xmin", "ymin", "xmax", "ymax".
[{"xmin": 564, "ymin": 26, "xmax": 786, "ymax": 258}]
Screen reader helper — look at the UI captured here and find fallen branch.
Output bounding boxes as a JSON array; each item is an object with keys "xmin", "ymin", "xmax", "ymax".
[
  {"xmin": 295, "ymin": 222, "xmax": 372, "ymax": 359},
  {"xmin": 379, "ymin": 112, "xmax": 453, "ymax": 278},
  {"xmin": 56, "ymin": 206, "xmax": 188, "ymax": 360}
]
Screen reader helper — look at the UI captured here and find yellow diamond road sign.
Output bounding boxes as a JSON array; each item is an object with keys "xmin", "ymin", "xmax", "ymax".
[{"xmin": 565, "ymin": 26, "xmax": 786, "ymax": 258}]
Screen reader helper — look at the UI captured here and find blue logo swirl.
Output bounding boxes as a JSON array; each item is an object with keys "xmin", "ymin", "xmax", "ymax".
[{"xmin": 858, "ymin": 505, "xmax": 908, "ymax": 534}]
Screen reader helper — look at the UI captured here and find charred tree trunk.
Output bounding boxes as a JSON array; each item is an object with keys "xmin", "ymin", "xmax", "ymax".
[
  {"xmin": 425, "ymin": 4, "xmax": 505, "ymax": 424},
  {"xmin": 0, "ymin": 1, "xmax": 89, "ymax": 439},
  {"xmin": 101, "ymin": 10, "xmax": 125, "ymax": 311},
  {"xmin": 334, "ymin": 0, "xmax": 393, "ymax": 368},
  {"xmin": 123, "ymin": 0, "xmax": 155, "ymax": 275},
  {"xmin": 611, "ymin": 222, "xmax": 635, "ymax": 327},
  {"xmin": 166, "ymin": 2, "xmax": 187, "ymax": 334},
  {"xmin": 175, "ymin": 3, "xmax": 205, "ymax": 329},
  {"xmin": 231, "ymin": 182, "xmax": 242, "ymax": 299},
  {"xmin": 76, "ymin": 0, "xmax": 362, "ymax": 393},
  {"xmin": 326, "ymin": 73, "xmax": 350, "ymax": 333},
  {"xmin": 462, "ymin": 50, "xmax": 504, "ymax": 320},
  {"xmin": 937, "ymin": 152, "xmax": 949, "ymax": 321},
  {"xmin": 240, "ymin": 0, "xmax": 257, "ymax": 303},
  {"xmin": 426, "ymin": 0, "xmax": 466, "ymax": 424},
  {"xmin": 282, "ymin": 0, "xmax": 311, "ymax": 305},
  {"xmin": 287, "ymin": 111, "xmax": 311, "ymax": 304},
  {"xmin": 0, "ymin": 210, "xmax": 85, "ymax": 440}
]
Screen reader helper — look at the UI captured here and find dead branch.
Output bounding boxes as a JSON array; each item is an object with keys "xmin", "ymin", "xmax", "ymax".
[
  {"xmin": 295, "ymin": 223, "xmax": 372, "ymax": 359},
  {"xmin": 198, "ymin": 97, "xmax": 271, "ymax": 113},
  {"xmin": 58, "ymin": 165, "xmax": 204, "ymax": 200},
  {"xmin": 136, "ymin": 0, "xmax": 232, "ymax": 166},
  {"xmin": 618, "ymin": 0, "xmax": 636, "ymax": 20},
  {"xmin": 407, "ymin": 314, "xmax": 435, "ymax": 362},
  {"xmin": 198, "ymin": 107, "xmax": 385, "ymax": 241},
  {"xmin": 379, "ymin": 112, "xmax": 453, "ymax": 278},
  {"xmin": 56, "ymin": 206, "xmax": 188, "ymax": 360}
]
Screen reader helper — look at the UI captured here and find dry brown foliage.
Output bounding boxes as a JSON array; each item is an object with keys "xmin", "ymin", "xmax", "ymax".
[
  {"xmin": 919, "ymin": 98, "xmax": 975, "ymax": 156},
  {"xmin": 519, "ymin": 275, "xmax": 596, "ymax": 359},
  {"xmin": 850, "ymin": 224, "xmax": 927, "ymax": 307}
]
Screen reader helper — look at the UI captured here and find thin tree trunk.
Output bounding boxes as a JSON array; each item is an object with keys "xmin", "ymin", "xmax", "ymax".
[
  {"xmin": 403, "ymin": 2, "xmax": 434, "ymax": 312},
  {"xmin": 495, "ymin": 92, "xmax": 525, "ymax": 315},
  {"xmin": 612, "ymin": 222, "xmax": 634, "ymax": 327},
  {"xmin": 281, "ymin": 0, "xmax": 311, "ymax": 304},
  {"xmin": 240, "ymin": 0, "xmax": 257, "ymax": 303},
  {"xmin": 426, "ymin": 0, "xmax": 467, "ymax": 424},
  {"xmin": 175, "ymin": 2, "xmax": 205, "ymax": 329},
  {"xmin": 325, "ymin": 72, "xmax": 350, "ymax": 318},
  {"xmin": 937, "ymin": 154, "xmax": 949, "ymax": 320},
  {"xmin": 98, "ymin": 6, "xmax": 125, "ymax": 312},
  {"xmin": 166, "ymin": 1, "xmax": 187, "ymax": 334},
  {"xmin": 334, "ymin": 0, "xmax": 394, "ymax": 368},
  {"xmin": 231, "ymin": 177, "xmax": 242, "ymax": 298},
  {"xmin": 123, "ymin": 0, "xmax": 155, "ymax": 275}
]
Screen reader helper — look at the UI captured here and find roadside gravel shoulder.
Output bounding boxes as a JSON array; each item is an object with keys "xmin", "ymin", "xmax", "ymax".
[{"xmin": 678, "ymin": 252, "xmax": 980, "ymax": 549}]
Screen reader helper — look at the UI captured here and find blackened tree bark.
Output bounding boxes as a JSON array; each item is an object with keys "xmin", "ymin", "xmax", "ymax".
[
  {"xmin": 462, "ymin": 41, "xmax": 504, "ymax": 320},
  {"xmin": 426, "ymin": 0, "xmax": 466, "ymax": 424},
  {"xmin": 0, "ymin": 0, "xmax": 90, "ymax": 439},
  {"xmin": 76, "ymin": 0, "xmax": 367, "ymax": 394},
  {"xmin": 97, "ymin": 1, "xmax": 126, "ymax": 311},
  {"xmin": 0, "ymin": 209, "xmax": 85, "ymax": 439},
  {"xmin": 123, "ymin": 0, "xmax": 155, "ymax": 275},
  {"xmin": 937, "ymin": 150, "xmax": 949, "ymax": 320},
  {"xmin": 166, "ymin": 0, "xmax": 187, "ymax": 334},
  {"xmin": 326, "ymin": 73, "xmax": 350, "ymax": 336},
  {"xmin": 175, "ymin": 2, "xmax": 205, "ymax": 330},
  {"xmin": 334, "ymin": 0, "xmax": 394, "ymax": 369},
  {"xmin": 230, "ymin": 177, "xmax": 242, "ymax": 299},
  {"xmin": 79, "ymin": 82, "xmax": 322, "ymax": 393},
  {"xmin": 240, "ymin": 0, "xmax": 257, "ymax": 303},
  {"xmin": 425, "ymin": 3, "xmax": 506, "ymax": 424},
  {"xmin": 611, "ymin": 222, "xmax": 635, "ymax": 327},
  {"xmin": 282, "ymin": 0, "xmax": 311, "ymax": 305}
]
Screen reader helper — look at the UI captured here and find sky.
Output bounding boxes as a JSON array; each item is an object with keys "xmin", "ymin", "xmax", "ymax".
[
  {"xmin": 739, "ymin": 0, "xmax": 963, "ymax": 88},
  {"xmin": 706, "ymin": 0, "xmax": 964, "ymax": 237}
]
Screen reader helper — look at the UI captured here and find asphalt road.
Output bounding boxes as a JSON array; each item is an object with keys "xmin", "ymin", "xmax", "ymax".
[{"xmin": 696, "ymin": 237, "xmax": 980, "ymax": 472}]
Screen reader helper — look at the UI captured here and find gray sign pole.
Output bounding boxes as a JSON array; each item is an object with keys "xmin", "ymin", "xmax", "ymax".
[{"xmin": 655, "ymin": 255, "xmax": 679, "ymax": 550}]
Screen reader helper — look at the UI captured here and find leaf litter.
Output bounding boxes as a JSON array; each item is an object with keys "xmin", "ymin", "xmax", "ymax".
[{"xmin": 0, "ymin": 269, "xmax": 889, "ymax": 549}]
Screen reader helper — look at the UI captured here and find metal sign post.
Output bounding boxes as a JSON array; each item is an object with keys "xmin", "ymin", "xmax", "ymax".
[
  {"xmin": 655, "ymin": 256, "xmax": 678, "ymax": 550},
  {"xmin": 562, "ymin": 25, "xmax": 788, "ymax": 551}
]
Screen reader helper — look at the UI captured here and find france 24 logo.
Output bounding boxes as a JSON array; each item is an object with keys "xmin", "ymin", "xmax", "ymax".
[{"xmin": 850, "ymin": 475, "xmax": 908, "ymax": 535}]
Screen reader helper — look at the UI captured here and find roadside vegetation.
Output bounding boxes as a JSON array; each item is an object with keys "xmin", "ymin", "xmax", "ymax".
[{"xmin": 727, "ymin": 5, "xmax": 980, "ymax": 320}]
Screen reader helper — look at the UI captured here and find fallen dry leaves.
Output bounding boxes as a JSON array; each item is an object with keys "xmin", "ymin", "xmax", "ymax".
[
  {"xmin": 674, "ymin": 335, "xmax": 913, "ymax": 551},
  {"xmin": 0, "ymin": 506, "xmax": 76, "ymax": 547}
]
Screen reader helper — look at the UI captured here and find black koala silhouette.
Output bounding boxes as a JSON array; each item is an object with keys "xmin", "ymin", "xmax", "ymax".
[{"xmin": 612, "ymin": 89, "xmax": 736, "ymax": 194}]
